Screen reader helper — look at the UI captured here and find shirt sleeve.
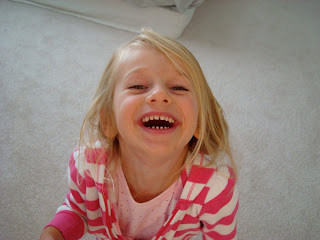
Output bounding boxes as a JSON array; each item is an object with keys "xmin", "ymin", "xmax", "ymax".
[
  {"xmin": 45, "ymin": 150, "xmax": 88, "ymax": 240},
  {"xmin": 199, "ymin": 167, "xmax": 239, "ymax": 240}
]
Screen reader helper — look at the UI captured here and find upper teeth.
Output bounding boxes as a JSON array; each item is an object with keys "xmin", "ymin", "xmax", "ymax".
[{"xmin": 142, "ymin": 115, "xmax": 175, "ymax": 123}]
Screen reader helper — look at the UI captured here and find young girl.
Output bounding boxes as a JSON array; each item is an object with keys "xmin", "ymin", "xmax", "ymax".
[{"xmin": 40, "ymin": 29, "xmax": 238, "ymax": 240}]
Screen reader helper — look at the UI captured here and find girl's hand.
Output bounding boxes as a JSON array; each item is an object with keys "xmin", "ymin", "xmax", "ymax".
[{"xmin": 40, "ymin": 226, "xmax": 64, "ymax": 240}]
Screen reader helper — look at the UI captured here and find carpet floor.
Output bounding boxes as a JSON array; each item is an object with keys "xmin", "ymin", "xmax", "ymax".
[{"xmin": 1, "ymin": 0, "xmax": 319, "ymax": 239}]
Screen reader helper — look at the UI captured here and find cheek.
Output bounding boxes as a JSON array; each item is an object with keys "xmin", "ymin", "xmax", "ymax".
[
  {"xmin": 113, "ymin": 95, "xmax": 141, "ymax": 129},
  {"xmin": 186, "ymin": 96, "xmax": 199, "ymax": 124},
  {"xmin": 179, "ymin": 95, "xmax": 199, "ymax": 132}
]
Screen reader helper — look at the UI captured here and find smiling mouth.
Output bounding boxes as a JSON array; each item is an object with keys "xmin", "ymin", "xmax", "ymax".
[{"xmin": 142, "ymin": 115, "xmax": 175, "ymax": 129}]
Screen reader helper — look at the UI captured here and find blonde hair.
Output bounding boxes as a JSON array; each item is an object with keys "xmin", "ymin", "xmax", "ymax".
[{"xmin": 79, "ymin": 28, "xmax": 237, "ymax": 180}]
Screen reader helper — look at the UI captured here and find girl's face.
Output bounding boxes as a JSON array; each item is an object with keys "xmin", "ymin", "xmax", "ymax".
[{"xmin": 111, "ymin": 46, "xmax": 199, "ymax": 159}]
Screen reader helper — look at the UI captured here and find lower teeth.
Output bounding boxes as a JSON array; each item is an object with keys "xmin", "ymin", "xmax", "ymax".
[{"xmin": 149, "ymin": 126, "xmax": 168, "ymax": 129}]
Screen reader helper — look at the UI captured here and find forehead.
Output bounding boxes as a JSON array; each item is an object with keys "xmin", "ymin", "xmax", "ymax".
[
  {"xmin": 116, "ymin": 45, "xmax": 189, "ymax": 79},
  {"xmin": 120, "ymin": 45, "xmax": 170, "ymax": 67}
]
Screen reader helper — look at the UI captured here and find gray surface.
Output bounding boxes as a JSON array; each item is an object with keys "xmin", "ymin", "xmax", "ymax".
[{"xmin": 1, "ymin": 0, "xmax": 319, "ymax": 239}]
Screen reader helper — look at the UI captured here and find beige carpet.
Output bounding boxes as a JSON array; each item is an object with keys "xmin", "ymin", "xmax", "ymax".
[{"xmin": 1, "ymin": 0, "xmax": 319, "ymax": 239}]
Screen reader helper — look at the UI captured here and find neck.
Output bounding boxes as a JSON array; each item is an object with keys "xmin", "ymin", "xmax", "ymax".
[{"xmin": 120, "ymin": 147, "xmax": 187, "ymax": 203}]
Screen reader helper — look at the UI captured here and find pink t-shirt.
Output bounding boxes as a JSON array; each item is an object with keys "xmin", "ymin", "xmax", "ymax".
[{"xmin": 115, "ymin": 167, "xmax": 183, "ymax": 240}]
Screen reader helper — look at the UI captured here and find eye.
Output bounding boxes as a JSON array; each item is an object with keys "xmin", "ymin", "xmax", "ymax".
[
  {"xmin": 171, "ymin": 86, "xmax": 188, "ymax": 91},
  {"xmin": 129, "ymin": 85, "xmax": 147, "ymax": 90}
]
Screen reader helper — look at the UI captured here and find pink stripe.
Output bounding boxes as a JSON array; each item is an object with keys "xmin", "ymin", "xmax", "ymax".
[
  {"xmin": 86, "ymin": 199, "xmax": 100, "ymax": 211},
  {"xmin": 87, "ymin": 216, "xmax": 104, "ymax": 226},
  {"xmin": 202, "ymin": 201, "xmax": 239, "ymax": 230},
  {"xmin": 205, "ymin": 225, "xmax": 237, "ymax": 240},
  {"xmin": 174, "ymin": 226, "xmax": 201, "ymax": 237},
  {"xmin": 69, "ymin": 189, "xmax": 85, "ymax": 204},
  {"xmin": 187, "ymin": 183, "xmax": 195, "ymax": 200}
]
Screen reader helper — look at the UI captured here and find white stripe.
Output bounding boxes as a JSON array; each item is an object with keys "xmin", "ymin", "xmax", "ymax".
[
  {"xmin": 66, "ymin": 195, "xmax": 86, "ymax": 212},
  {"xmin": 99, "ymin": 195, "xmax": 106, "ymax": 212},
  {"xmin": 88, "ymin": 225, "xmax": 106, "ymax": 232},
  {"xmin": 210, "ymin": 213, "xmax": 237, "ymax": 235},
  {"xmin": 86, "ymin": 186, "xmax": 99, "ymax": 201},
  {"xmin": 72, "ymin": 149, "xmax": 86, "ymax": 177},
  {"xmin": 86, "ymin": 162, "xmax": 105, "ymax": 182},
  {"xmin": 204, "ymin": 172, "xmax": 229, "ymax": 204},
  {"xmin": 180, "ymin": 182, "xmax": 205, "ymax": 200},
  {"xmin": 111, "ymin": 224, "xmax": 119, "ymax": 238},
  {"xmin": 168, "ymin": 204, "xmax": 202, "ymax": 223},
  {"xmin": 163, "ymin": 228, "xmax": 200, "ymax": 240},
  {"xmin": 86, "ymin": 208, "xmax": 102, "ymax": 220},
  {"xmin": 89, "ymin": 223, "xmax": 114, "ymax": 239},
  {"xmin": 95, "ymin": 232, "xmax": 112, "ymax": 240},
  {"xmin": 175, "ymin": 222, "xmax": 200, "ymax": 230},
  {"xmin": 56, "ymin": 205, "xmax": 71, "ymax": 213},
  {"xmin": 201, "ymin": 186, "xmax": 238, "ymax": 226},
  {"xmin": 107, "ymin": 199, "xmax": 111, "ymax": 216},
  {"xmin": 69, "ymin": 177, "xmax": 86, "ymax": 199}
]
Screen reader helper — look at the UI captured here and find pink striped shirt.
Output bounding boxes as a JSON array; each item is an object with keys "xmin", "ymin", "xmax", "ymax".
[{"xmin": 46, "ymin": 148, "xmax": 238, "ymax": 240}]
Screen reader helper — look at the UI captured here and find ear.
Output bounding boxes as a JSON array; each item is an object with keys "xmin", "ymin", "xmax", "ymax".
[{"xmin": 100, "ymin": 110, "xmax": 117, "ymax": 138}]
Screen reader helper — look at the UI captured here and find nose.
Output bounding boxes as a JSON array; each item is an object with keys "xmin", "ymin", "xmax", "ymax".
[{"xmin": 146, "ymin": 84, "xmax": 172, "ymax": 104}]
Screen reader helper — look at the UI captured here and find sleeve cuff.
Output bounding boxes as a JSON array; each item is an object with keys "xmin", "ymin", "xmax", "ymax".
[{"xmin": 45, "ymin": 210, "xmax": 85, "ymax": 240}]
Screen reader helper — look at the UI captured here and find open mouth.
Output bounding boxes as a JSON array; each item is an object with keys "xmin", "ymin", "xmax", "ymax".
[{"xmin": 142, "ymin": 115, "xmax": 175, "ymax": 129}]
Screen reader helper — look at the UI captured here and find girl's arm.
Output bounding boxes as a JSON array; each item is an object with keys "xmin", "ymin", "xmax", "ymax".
[
  {"xmin": 199, "ymin": 167, "xmax": 239, "ymax": 240},
  {"xmin": 41, "ymin": 151, "xmax": 88, "ymax": 240},
  {"xmin": 40, "ymin": 226, "xmax": 64, "ymax": 240}
]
